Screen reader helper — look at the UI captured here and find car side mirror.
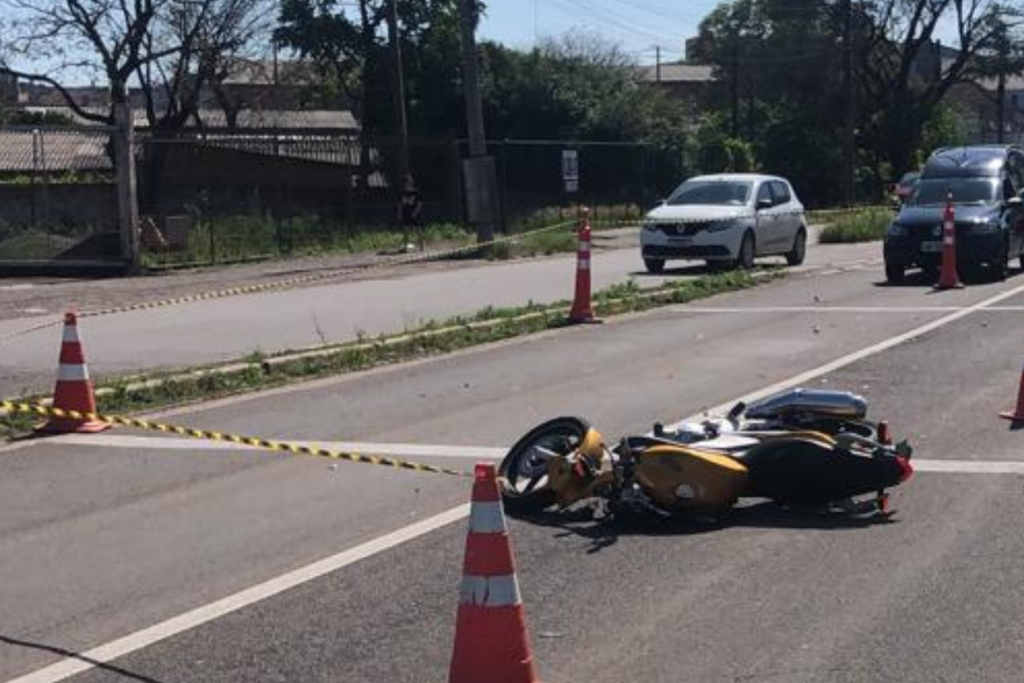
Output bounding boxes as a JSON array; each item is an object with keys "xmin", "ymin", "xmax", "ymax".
[
  {"xmin": 756, "ymin": 198, "xmax": 773, "ymax": 210},
  {"xmin": 1005, "ymin": 196, "xmax": 1022, "ymax": 208}
]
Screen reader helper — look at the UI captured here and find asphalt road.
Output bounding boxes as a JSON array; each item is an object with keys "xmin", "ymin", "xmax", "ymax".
[
  {"xmin": 5, "ymin": 260, "xmax": 1024, "ymax": 682},
  {"xmin": 0, "ymin": 235, "xmax": 878, "ymax": 397}
]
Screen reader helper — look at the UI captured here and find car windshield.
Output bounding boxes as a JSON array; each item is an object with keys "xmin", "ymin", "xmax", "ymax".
[
  {"xmin": 910, "ymin": 178, "xmax": 999, "ymax": 206},
  {"xmin": 667, "ymin": 180, "xmax": 752, "ymax": 206}
]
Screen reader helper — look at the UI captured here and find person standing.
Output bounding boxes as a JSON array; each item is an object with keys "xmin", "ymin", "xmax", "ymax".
[{"xmin": 399, "ymin": 173, "xmax": 424, "ymax": 252}]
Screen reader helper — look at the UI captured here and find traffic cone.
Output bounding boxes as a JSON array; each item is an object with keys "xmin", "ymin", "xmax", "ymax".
[
  {"xmin": 449, "ymin": 463, "xmax": 539, "ymax": 683},
  {"xmin": 1000, "ymin": 357, "xmax": 1024, "ymax": 423},
  {"xmin": 935, "ymin": 196, "xmax": 963, "ymax": 290},
  {"xmin": 36, "ymin": 310, "xmax": 110, "ymax": 434},
  {"xmin": 568, "ymin": 207, "xmax": 598, "ymax": 323}
]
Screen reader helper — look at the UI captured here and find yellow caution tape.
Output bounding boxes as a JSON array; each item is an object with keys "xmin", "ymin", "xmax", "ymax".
[{"xmin": 1, "ymin": 400, "xmax": 472, "ymax": 478}]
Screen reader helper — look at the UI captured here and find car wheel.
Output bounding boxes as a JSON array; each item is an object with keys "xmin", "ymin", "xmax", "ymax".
[
  {"xmin": 735, "ymin": 232, "xmax": 755, "ymax": 270},
  {"xmin": 786, "ymin": 228, "xmax": 807, "ymax": 266},
  {"xmin": 644, "ymin": 257, "xmax": 665, "ymax": 274},
  {"xmin": 885, "ymin": 260, "xmax": 905, "ymax": 284}
]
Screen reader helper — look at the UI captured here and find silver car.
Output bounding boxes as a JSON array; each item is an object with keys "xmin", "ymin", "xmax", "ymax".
[{"xmin": 640, "ymin": 173, "xmax": 808, "ymax": 273}]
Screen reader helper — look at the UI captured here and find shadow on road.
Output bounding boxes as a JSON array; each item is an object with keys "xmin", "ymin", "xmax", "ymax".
[
  {"xmin": 0, "ymin": 634, "xmax": 167, "ymax": 683},
  {"xmin": 509, "ymin": 501, "xmax": 897, "ymax": 554}
]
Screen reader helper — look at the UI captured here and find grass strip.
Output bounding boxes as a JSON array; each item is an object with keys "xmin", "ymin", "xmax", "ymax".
[
  {"xmin": 1, "ymin": 269, "xmax": 780, "ymax": 439},
  {"xmin": 816, "ymin": 207, "xmax": 893, "ymax": 244}
]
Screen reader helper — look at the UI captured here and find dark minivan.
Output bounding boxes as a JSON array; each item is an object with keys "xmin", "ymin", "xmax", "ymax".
[{"xmin": 883, "ymin": 145, "xmax": 1024, "ymax": 283}]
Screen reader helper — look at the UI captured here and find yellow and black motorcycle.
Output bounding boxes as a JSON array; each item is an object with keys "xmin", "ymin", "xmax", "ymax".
[{"xmin": 498, "ymin": 395, "xmax": 913, "ymax": 519}]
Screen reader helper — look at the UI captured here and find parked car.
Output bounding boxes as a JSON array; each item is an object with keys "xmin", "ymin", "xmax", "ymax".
[
  {"xmin": 891, "ymin": 171, "xmax": 921, "ymax": 206},
  {"xmin": 640, "ymin": 173, "xmax": 808, "ymax": 273},
  {"xmin": 883, "ymin": 145, "xmax": 1024, "ymax": 283}
]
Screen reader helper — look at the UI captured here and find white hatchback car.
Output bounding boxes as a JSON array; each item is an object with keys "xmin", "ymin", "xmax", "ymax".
[{"xmin": 640, "ymin": 173, "xmax": 807, "ymax": 273}]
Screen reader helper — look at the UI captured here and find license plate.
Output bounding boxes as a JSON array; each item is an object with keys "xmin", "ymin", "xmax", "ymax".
[
  {"xmin": 921, "ymin": 241, "xmax": 944, "ymax": 253},
  {"xmin": 668, "ymin": 237, "xmax": 693, "ymax": 246}
]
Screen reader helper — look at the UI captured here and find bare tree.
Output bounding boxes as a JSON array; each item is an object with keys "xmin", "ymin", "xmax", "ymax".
[
  {"xmin": 856, "ymin": 0, "xmax": 1023, "ymax": 173},
  {"xmin": 0, "ymin": 0, "xmax": 271, "ymax": 128}
]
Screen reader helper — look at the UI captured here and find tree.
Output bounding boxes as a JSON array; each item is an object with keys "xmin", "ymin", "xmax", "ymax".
[
  {"xmin": 480, "ymin": 33, "xmax": 690, "ymax": 147},
  {"xmin": 856, "ymin": 0, "xmax": 1023, "ymax": 175},
  {"xmin": 0, "ymin": 0, "xmax": 270, "ymax": 128}
]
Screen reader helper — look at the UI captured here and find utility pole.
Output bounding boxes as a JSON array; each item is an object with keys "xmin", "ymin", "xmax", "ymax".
[
  {"xmin": 841, "ymin": 0, "xmax": 855, "ymax": 206},
  {"xmin": 458, "ymin": 0, "xmax": 496, "ymax": 243},
  {"xmin": 655, "ymin": 45, "xmax": 661, "ymax": 83},
  {"xmin": 729, "ymin": 40, "xmax": 739, "ymax": 138},
  {"xmin": 113, "ymin": 85, "xmax": 139, "ymax": 271},
  {"xmin": 387, "ymin": 0, "xmax": 410, "ymax": 180},
  {"xmin": 995, "ymin": 19, "xmax": 1009, "ymax": 144}
]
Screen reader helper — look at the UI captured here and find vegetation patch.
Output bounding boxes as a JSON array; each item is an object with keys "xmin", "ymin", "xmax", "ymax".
[{"xmin": 818, "ymin": 207, "xmax": 892, "ymax": 244}]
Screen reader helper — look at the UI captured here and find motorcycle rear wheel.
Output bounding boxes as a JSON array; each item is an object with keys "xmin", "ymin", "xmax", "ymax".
[{"xmin": 498, "ymin": 416, "xmax": 590, "ymax": 512}]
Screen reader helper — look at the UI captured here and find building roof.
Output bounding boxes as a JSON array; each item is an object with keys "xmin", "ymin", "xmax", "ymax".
[
  {"xmin": 218, "ymin": 58, "xmax": 318, "ymax": 86},
  {"xmin": 0, "ymin": 129, "xmax": 111, "ymax": 173},
  {"xmin": 16, "ymin": 106, "xmax": 358, "ymax": 130},
  {"xmin": 636, "ymin": 63, "xmax": 715, "ymax": 84}
]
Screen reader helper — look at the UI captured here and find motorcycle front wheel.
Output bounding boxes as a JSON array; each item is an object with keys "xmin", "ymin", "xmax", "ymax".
[{"xmin": 498, "ymin": 416, "xmax": 590, "ymax": 512}]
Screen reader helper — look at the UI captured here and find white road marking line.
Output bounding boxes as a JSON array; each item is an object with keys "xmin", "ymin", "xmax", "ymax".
[
  {"xmin": 2, "ymin": 504, "xmax": 471, "ymax": 683},
  {"xmin": 668, "ymin": 279, "xmax": 1024, "ymax": 428},
  {"xmin": 911, "ymin": 459, "xmax": 1024, "ymax": 475},
  {"xmin": 46, "ymin": 433, "xmax": 508, "ymax": 459},
  {"xmin": 679, "ymin": 305, "xmax": 1024, "ymax": 314},
  {"xmin": 18, "ymin": 434, "xmax": 1024, "ymax": 475}
]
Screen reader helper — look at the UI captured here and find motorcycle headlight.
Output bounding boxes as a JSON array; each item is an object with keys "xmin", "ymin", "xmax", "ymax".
[{"xmin": 888, "ymin": 222, "xmax": 907, "ymax": 237}]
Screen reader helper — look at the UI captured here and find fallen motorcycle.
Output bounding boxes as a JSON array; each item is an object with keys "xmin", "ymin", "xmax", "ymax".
[{"xmin": 497, "ymin": 389, "xmax": 914, "ymax": 519}]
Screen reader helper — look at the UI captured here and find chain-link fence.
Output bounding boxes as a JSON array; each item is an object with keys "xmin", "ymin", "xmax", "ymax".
[
  {"xmin": 0, "ymin": 126, "xmax": 119, "ymax": 265},
  {"xmin": 0, "ymin": 126, "xmax": 690, "ymax": 269}
]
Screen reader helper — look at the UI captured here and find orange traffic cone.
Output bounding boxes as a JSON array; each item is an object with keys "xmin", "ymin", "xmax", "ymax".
[
  {"xmin": 568, "ymin": 207, "xmax": 598, "ymax": 324},
  {"xmin": 935, "ymin": 196, "xmax": 963, "ymax": 290},
  {"xmin": 37, "ymin": 310, "xmax": 110, "ymax": 434},
  {"xmin": 1000, "ymin": 358, "xmax": 1024, "ymax": 423},
  {"xmin": 449, "ymin": 463, "xmax": 539, "ymax": 683}
]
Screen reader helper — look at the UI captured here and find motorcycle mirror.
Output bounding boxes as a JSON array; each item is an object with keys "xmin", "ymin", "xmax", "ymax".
[{"xmin": 727, "ymin": 401, "xmax": 746, "ymax": 421}]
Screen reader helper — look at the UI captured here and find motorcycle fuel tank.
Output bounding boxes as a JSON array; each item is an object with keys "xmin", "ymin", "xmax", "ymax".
[
  {"xmin": 744, "ymin": 388, "xmax": 868, "ymax": 420},
  {"xmin": 633, "ymin": 446, "xmax": 747, "ymax": 511}
]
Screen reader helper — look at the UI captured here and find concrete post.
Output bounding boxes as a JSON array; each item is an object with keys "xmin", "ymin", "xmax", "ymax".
[{"xmin": 113, "ymin": 99, "xmax": 140, "ymax": 271}]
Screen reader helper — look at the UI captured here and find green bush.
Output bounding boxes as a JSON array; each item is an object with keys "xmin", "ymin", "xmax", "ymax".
[{"xmin": 818, "ymin": 208, "xmax": 892, "ymax": 243}]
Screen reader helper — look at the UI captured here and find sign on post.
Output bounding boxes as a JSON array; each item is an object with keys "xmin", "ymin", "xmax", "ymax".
[{"xmin": 562, "ymin": 149, "xmax": 579, "ymax": 194}]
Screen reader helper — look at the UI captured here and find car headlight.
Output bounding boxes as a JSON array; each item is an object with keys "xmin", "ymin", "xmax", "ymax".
[
  {"xmin": 642, "ymin": 222, "xmax": 657, "ymax": 232},
  {"xmin": 888, "ymin": 223, "xmax": 907, "ymax": 237},
  {"xmin": 705, "ymin": 220, "xmax": 741, "ymax": 233}
]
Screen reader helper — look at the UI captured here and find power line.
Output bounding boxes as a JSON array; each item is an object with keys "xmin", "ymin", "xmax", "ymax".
[{"xmin": 546, "ymin": 0, "xmax": 682, "ymax": 45}]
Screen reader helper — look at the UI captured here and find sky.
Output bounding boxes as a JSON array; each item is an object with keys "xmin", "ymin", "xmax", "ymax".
[
  {"xmin": 477, "ymin": 0, "xmax": 721, "ymax": 65},
  {"xmin": 477, "ymin": 0, "xmax": 961, "ymax": 65}
]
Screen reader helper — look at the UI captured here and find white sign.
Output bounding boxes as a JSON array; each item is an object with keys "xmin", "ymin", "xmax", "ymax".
[{"xmin": 562, "ymin": 149, "xmax": 579, "ymax": 193}]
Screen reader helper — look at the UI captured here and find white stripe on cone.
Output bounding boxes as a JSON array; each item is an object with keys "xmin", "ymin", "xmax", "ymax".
[
  {"xmin": 578, "ymin": 259, "xmax": 590, "ymax": 270},
  {"xmin": 57, "ymin": 364, "xmax": 89, "ymax": 382},
  {"xmin": 459, "ymin": 574, "xmax": 522, "ymax": 607},
  {"xmin": 468, "ymin": 501, "xmax": 507, "ymax": 533},
  {"xmin": 62, "ymin": 326, "xmax": 81, "ymax": 343}
]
